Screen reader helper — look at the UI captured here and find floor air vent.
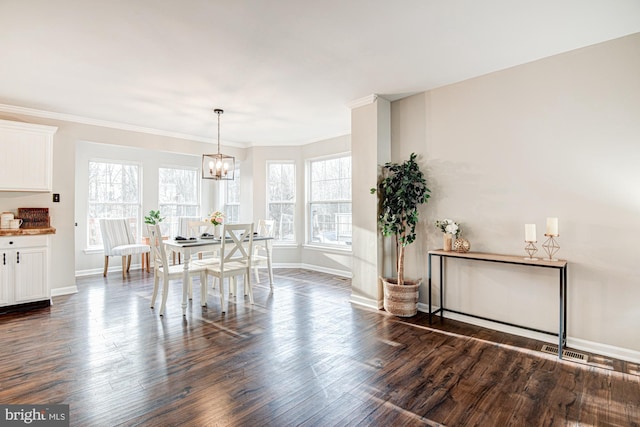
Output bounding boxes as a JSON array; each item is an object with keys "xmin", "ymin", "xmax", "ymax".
[{"xmin": 541, "ymin": 344, "xmax": 589, "ymax": 363}]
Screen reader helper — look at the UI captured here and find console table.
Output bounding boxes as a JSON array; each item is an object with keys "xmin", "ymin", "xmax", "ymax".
[{"xmin": 427, "ymin": 250, "xmax": 568, "ymax": 359}]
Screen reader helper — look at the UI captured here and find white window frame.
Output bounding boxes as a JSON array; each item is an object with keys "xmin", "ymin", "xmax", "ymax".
[
  {"xmin": 158, "ymin": 165, "xmax": 201, "ymax": 237},
  {"xmin": 266, "ymin": 161, "xmax": 296, "ymax": 243},
  {"xmin": 87, "ymin": 159, "xmax": 142, "ymax": 249},
  {"xmin": 306, "ymin": 153, "xmax": 352, "ymax": 249},
  {"xmin": 224, "ymin": 162, "xmax": 240, "ymax": 224}
]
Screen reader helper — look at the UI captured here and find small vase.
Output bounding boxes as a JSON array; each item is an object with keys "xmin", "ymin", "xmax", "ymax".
[{"xmin": 443, "ymin": 233, "xmax": 452, "ymax": 251}]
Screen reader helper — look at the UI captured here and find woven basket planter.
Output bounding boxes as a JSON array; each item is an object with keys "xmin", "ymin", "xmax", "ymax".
[{"xmin": 381, "ymin": 277, "xmax": 422, "ymax": 317}]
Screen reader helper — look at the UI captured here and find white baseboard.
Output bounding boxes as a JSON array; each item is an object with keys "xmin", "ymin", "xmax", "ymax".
[
  {"xmin": 417, "ymin": 303, "xmax": 640, "ymax": 364},
  {"xmin": 76, "ymin": 263, "xmax": 145, "ymax": 278},
  {"xmin": 350, "ymin": 294, "xmax": 382, "ymax": 310},
  {"xmin": 569, "ymin": 337, "xmax": 640, "ymax": 364},
  {"xmin": 51, "ymin": 286, "xmax": 78, "ymax": 297},
  {"xmin": 298, "ymin": 263, "xmax": 352, "ymax": 278}
]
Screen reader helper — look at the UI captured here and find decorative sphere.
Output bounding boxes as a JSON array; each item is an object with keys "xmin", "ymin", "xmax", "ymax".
[{"xmin": 453, "ymin": 238, "xmax": 470, "ymax": 253}]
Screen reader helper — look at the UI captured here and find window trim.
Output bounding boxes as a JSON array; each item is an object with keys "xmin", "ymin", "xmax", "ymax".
[
  {"xmin": 306, "ymin": 152, "xmax": 352, "ymax": 249},
  {"xmin": 266, "ymin": 160, "xmax": 296, "ymax": 243},
  {"xmin": 224, "ymin": 162, "xmax": 241, "ymax": 223},
  {"xmin": 158, "ymin": 164, "xmax": 201, "ymax": 237},
  {"xmin": 87, "ymin": 158, "xmax": 143, "ymax": 249}
]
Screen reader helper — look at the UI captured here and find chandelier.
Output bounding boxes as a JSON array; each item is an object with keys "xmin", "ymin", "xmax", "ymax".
[{"xmin": 202, "ymin": 108, "xmax": 235, "ymax": 180}]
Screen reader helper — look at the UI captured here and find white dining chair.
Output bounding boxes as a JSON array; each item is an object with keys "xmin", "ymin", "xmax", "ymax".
[
  {"xmin": 203, "ymin": 223, "xmax": 254, "ymax": 313},
  {"xmin": 174, "ymin": 216, "xmax": 201, "ymax": 264},
  {"xmin": 187, "ymin": 220, "xmax": 217, "ymax": 259},
  {"xmin": 99, "ymin": 218, "xmax": 150, "ymax": 279},
  {"xmin": 253, "ymin": 219, "xmax": 275, "ymax": 287},
  {"xmin": 148, "ymin": 224, "xmax": 207, "ymax": 316}
]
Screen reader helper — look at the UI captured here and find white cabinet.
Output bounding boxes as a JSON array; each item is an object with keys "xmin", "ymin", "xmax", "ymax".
[
  {"xmin": 0, "ymin": 119, "xmax": 57, "ymax": 192},
  {"xmin": 0, "ymin": 235, "xmax": 50, "ymax": 307}
]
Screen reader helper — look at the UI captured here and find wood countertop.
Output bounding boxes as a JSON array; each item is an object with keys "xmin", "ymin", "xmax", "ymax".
[{"xmin": 0, "ymin": 227, "xmax": 56, "ymax": 236}]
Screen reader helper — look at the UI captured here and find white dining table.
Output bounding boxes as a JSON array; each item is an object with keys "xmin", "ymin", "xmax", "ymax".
[{"xmin": 163, "ymin": 236, "xmax": 274, "ymax": 315}]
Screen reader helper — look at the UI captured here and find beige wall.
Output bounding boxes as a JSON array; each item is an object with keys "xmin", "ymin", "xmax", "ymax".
[{"xmin": 391, "ymin": 33, "xmax": 640, "ymax": 356}]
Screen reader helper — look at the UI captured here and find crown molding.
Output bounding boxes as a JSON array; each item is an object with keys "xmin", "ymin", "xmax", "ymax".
[
  {"xmin": 346, "ymin": 94, "xmax": 379, "ymax": 110},
  {"xmin": 0, "ymin": 103, "xmax": 244, "ymax": 148}
]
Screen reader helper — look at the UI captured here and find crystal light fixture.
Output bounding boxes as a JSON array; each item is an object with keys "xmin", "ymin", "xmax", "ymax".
[{"xmin": 202, "ymin": 109, "xmax": 235, "ymax": 180}]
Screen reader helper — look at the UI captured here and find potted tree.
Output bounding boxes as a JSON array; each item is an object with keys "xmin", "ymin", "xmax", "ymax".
[{"xmin": 371, "ymin": 152, "xmax": 431, "ymax": 317}]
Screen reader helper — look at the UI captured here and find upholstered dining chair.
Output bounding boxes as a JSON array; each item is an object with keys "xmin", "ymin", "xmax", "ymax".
[
  {"xmin": 253, "ymin": 219, "xmax": 275, "ymax": 286},
  {"xmin": 99, "ymin": 218, "xmax": 150, "ymax": 279},
  {"xmin": 203, "ymin": 223, "xmax": 254, "ymax": 313},
  {"xmin": 148, "ymin": 224, "xmax": 207, "ymax": 316}
]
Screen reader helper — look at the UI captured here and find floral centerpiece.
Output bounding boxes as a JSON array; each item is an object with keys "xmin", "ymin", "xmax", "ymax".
[
  {"xmin": 207, "ymin": 211, "xmax": 225, "ymax": 226},
  {"xmin": 435, "ymin": 218, "xmax": 461, "ymax": 252},
  {"xmin": 435, "ymin": 218, "xmax": 461, "ymax": 237}
]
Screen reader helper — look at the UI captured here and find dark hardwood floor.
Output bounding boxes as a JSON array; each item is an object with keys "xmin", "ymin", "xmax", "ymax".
[{"xmin": 0, "ymin": 268, "xmax": 638, "ymax": 426}]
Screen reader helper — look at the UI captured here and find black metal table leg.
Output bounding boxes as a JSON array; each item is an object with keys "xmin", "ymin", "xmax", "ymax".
[
  {"xmin": 439, "ymin": 255, "xmax": 444, "ymax": 320},
  {"xmin": 559, "ymin": 267, "xmax": 564, "ymax": 359},
  {"xmin": 428, "ymin": 253, "xmax": 432, "ymax": 323}
]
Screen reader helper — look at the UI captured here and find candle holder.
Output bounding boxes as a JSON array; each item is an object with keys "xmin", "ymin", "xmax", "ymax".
[
  {"xmin": 542, "ymin": 234, "xmax": 560, "ymax": 261},
  {"xmin": 524, "ymin": 241, "xmax": 538, "ymax": 260}
]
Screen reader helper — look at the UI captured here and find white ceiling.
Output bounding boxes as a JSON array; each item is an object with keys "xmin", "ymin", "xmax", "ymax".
[{"xmin": 1, "ymin": 1, "xmax": 639, "ymax": 147}]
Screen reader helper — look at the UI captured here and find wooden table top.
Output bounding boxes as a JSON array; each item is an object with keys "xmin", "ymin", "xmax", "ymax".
[{"xmin": 428, "ymin": 249, "xmax": 567, "ymax": 268}]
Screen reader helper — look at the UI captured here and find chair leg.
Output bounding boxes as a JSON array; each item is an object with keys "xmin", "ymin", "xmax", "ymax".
[
  {"xmin": 219, "ymin": 277, "xmax": 226, "ymax": 313},
  {"xmin": 159, "ymin": 278, "xmax": 170, "ymax": 316},
  {"xmin": 253, "ymin": 266, "xmax": 260, "ymax": 284},
  {"xmin": 200, "ymin": 272, "xmax": 207, "ymax": 306},
  {"xmin": 150, "ymin": 274, "xmax": 160, "ymax": 308},
  {"xmin": 103, "ymin": 256, "xmax": 109, "ymax": 277},
  {"xmin": 122, "ymin": 256, "xmax": 127, "ymax": 279},
  {"xmin": 246, "ymin": 271, "xmax": 254, "ymax": 304},
  {"xmin": 126, "ymin": 255, "xmax": 132, "ymax": 272}
]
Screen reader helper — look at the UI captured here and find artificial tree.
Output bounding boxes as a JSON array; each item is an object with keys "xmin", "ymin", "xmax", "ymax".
[{"xmin": 371, "ymin": 152, "xmax": 430, "ymax": 286}]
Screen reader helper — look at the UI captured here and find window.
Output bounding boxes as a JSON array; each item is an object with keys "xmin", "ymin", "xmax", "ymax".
[
  {"xmin": 224, "ymin": 163, "xmax": 240, "ymax": 224},
  {"xmin": 88, "ymin": 160, "xmax": 141, "ymax": 247},
  {"xmin": 267, "ymin": 162, "xmax": 295, "ymax": 242},
  {"xmin": 158, "ymin": 167, "xmax": 200, "ymax": 236},
  {"xmin": 308, "ymin": 155, "xmax": 352, "ymax": 247}
]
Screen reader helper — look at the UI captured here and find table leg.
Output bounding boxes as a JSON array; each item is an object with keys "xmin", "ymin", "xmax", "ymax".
[
  {"xmin": 564, "ymin": 265, "xmax": 568, "ymax": 344},
  {"xmin": 428, "ymin": 253, "xmax": 432, "ymax": 323},
  {"xmin": 439, "ymin": 255, "xmax": 444, "ymax": 320},
  {"xmin": 559, "ymin": 267, "xmax": 564, "ymax": 359},
  {"xmin": 266, "ymin": 239, "xmax": 274, "ymax": 291},
  {"xmin": 182, "ymin": 247, "xmax": 191, "ymax": 316}
]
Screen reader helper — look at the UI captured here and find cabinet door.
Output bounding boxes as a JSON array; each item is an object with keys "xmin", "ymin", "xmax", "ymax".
[
  {"xmin": 14, "ymin": 247, "xmax": 48, "ymax": 303},
  {"xmin": 0, "ymin": 252, "xmax": 10, "ymax": 306},
  {"xmin": 0, "ymin": 119, "xmax": 57, "ymax": 191}
]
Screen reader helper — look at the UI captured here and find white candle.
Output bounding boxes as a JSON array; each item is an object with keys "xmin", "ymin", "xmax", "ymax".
[
  {"xmin": 546, "ymin": 217, "xmax": 558, "ymax": 236},
  {"xmin": 525, "ymin": 224, "xmax": 536, "ymax": 242}
]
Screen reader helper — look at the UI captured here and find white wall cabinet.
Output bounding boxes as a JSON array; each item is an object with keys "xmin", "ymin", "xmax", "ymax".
[
  {"xmin": 0, "ymin": 119, "xmax": 57, "ymax": 192},
  {"xmin": 0, "ymin": 235, "xmax": 50, "ymax": 307}
]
